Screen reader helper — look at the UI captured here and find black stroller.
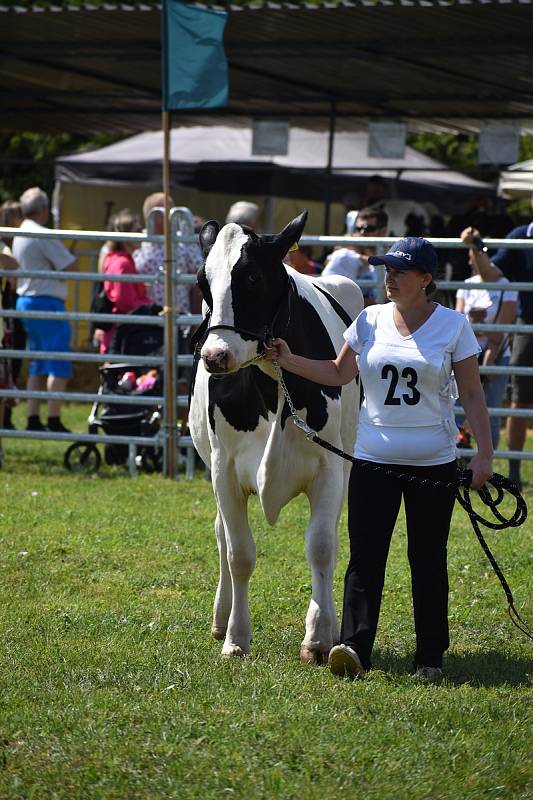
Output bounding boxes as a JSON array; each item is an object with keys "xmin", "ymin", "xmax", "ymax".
[{"xmin": 64, "ymin": 305, "xmax": 165, "ymax": 474}]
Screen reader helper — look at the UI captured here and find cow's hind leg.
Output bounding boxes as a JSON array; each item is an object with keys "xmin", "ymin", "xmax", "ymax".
[
  {"xmin": 216, "ymin": 482, "xmax": 256, "ymax": 658},
  {"xmin": 212, "ymin": 510, "xmax": 232, "ymax": 640},
  {"xmin": 301, "ymin": 468, "xmax": 343, "ymax": 664}
]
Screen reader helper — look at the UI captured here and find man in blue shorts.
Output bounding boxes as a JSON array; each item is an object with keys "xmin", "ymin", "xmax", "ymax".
[
  {"xmin": 462, "ymin": 198, "xmax": 533, "ymax": 487},
  {"xmin": 13, "ymin": 187, "xmax": 78, "ymax": 433}
]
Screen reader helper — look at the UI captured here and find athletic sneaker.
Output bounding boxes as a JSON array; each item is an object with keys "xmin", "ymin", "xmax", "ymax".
[
  {"xmin": 328, "ymin": 644, "xmax": 366, "ymax": 678},
  {"xmin": 413, "ymin": 666, "xmax": 444, "ymax": 684}
]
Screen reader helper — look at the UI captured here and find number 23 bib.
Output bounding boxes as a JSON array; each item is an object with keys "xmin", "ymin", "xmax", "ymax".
[{"xmin": 360, "ymin": 339, "xmax": 445, "ymax": 427}]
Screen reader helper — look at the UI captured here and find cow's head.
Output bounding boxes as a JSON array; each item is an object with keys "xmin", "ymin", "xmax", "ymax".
[{"xmin": 197, "ymin": 211, "xmax": 308, "ymax": 374}]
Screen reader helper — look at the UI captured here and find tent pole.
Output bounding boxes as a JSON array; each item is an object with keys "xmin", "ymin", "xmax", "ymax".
[
  {"xmin": 323, "ymin": 101, "xmax": 336, "ymax": 236},
  {"xmin": 162, "ymin": 109, "xmax": 177, "ymax": 479},
  {"xmin": 264, "ymin": 196, "xmax": 274, "ymax": 232}
]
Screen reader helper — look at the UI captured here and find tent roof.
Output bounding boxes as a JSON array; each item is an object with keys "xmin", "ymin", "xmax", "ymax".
[
  {"xmin": 55, "ymin": 124, "xmax": 493, "ymax": 207},
  {"xmin": 2, "ymin": 0, "xmax": 533, "ymax": 135},
  {"xmin": 56, "ymin": 124, "xmax": 492, "ymax": 188}
]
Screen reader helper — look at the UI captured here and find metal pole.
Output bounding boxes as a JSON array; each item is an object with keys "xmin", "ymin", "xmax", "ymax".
[
  {"xmin": 264, "ymin": 195, "xmax": 274, "ymax": 233},
  {"xmin": 163, "ymin": 110, "xmax": 177, "ymax": 479}
]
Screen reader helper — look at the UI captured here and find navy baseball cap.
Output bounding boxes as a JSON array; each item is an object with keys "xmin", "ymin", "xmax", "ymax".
[{"xmin": 368, "ymin": 237, "xmax": 437, "ymax": 275}]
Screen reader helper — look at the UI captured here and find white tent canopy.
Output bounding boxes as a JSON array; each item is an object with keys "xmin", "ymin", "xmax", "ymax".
[
  {"xmin": 498, "ymin": 159, "xmax": 533, "ymax": 197},
  {"xmin": 56, "ymin": 124, "xmax": 493, "ymax": 205}
]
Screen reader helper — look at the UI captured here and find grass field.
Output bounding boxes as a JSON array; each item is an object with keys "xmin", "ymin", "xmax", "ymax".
[{"xmin": 0, "ymin": 405, "xmax": 531, "ymax": 799}]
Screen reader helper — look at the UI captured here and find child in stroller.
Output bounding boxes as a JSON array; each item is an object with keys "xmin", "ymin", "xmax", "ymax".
[{"xmin": 64, "ymin": 305, "xmax": 165, "ymax": 474}]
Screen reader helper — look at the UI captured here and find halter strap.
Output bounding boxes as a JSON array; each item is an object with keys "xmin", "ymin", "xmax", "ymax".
[
  {"xmin": 205, "ymin": 323, "xmax": 272, "ymax": 345},
  {"xmin": 191, "ymin": 274, "xmax": 296, "ymax": 357},
  {"xmin": 189, "ymin": 275, "xmax": 296, "ymax": 397}
]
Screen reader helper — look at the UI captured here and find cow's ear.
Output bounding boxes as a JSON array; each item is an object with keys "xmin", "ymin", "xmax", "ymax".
[
  {"xmin": 272, "ymin": 210, "xmax": 308, "ymax": 260},
  {"xmin": 199, "ymin": 221, "xmax": 220, "ymax": 257}
]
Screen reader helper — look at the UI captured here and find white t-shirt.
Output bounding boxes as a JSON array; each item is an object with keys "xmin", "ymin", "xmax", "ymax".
[
  {"xmin": 456, "ymin": 274, "xmax": 517, "ymax": 358},
  {"xmin": 322, "ymin": 248, "xmax": 375, "ymax": 300},
  {"xmin": 322, "ymin": 248, "xmax": 372, "ymax": 282},
  {"xmin": 344, "ymin": 302, "xmax": 480, "ymax": 466},
  {"xmin": 13, "ymin": 219, "xmax": 76, "ymax": 301}
]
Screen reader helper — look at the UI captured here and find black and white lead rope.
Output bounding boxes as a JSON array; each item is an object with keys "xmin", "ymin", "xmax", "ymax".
[{"xmin": 272, "ymin": 360, "xmax": 532, "ymax": 643}]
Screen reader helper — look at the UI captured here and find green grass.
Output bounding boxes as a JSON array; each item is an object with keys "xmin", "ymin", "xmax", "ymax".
[{"xmin": 0, "ymin": 406, "xmax": 532, "ymax": 799}]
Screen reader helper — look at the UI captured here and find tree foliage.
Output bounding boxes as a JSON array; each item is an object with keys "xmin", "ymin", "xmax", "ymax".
[
  {"xmin": 407, "ymin": 131, "xmax": 533, "ymax": 183},
  {"xmin": 0, "ymin": 131, "xmax": 121, "ymax": 205},
  {"xmin": 2, "ymin": 129, "xmax": 532, "ymax": 217},
  {"xmin": 409, "ymin": 132, "xmax": 533, "ymax": 218}
]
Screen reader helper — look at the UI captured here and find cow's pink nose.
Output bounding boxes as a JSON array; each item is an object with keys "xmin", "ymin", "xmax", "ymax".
[{"xmin": 202, "ymin": 348, "xmax": 233, "ymax": 373}]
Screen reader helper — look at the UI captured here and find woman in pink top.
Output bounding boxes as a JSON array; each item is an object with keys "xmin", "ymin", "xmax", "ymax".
[{"xmin": 97, "ymin": 209, "xmax": 151, "ymax": 354}]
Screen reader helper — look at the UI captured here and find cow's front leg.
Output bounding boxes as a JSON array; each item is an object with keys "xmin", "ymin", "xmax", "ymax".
[
  {"xmin": 301, "ymin": 466, "xmax": 343, "ymax": 664},
  {"xmin": 212, "ymin": 510, "xmax": 232, "ymax": 640},
  {"xmin": 216, "ymin": 482, "xmax": 256, "ymax": 658}
]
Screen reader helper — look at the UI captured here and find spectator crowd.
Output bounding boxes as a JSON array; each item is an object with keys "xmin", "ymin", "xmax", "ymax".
[{"xmin": 0, "ymin": 180, "xmax": 532, "ymax": 484}]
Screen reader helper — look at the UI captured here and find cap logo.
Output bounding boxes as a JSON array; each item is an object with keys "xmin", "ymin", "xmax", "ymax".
[{"xmin": 391, "ymin": 250, "xmax": 412, "ymax": 260}]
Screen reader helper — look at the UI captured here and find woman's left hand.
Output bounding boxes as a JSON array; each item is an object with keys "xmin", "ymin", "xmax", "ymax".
[
  {"xmin": 460, "ymin": 226, "xmax": 481, "ymax": 247},
  {"xmin": 467, "ymin": 454, "xmax": 493, "ymax": 490}
]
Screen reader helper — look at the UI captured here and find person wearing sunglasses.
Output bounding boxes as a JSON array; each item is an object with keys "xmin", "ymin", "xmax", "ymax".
[{"xmin": 322, "ymin": 207, "xmax": 388, "ymax": 305}]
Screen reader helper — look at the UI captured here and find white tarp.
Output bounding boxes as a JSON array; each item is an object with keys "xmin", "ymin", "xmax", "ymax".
[{"xmin": 498, "ymin": 159, "xmax": 533, "ymax": 197}]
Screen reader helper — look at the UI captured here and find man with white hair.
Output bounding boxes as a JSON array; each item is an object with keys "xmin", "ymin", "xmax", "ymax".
[
  {"xmin": 133, "ymin": 192, "xmax": 204, "ymax": 396},
  {"xmin": 12, "ymin": 186, "xmax": 78, "ymax": 433},
  {"xmin": 133, "ymin": 191, "xmax": 203, "ymax": 317},
  {"xmin": 225, "ymin": 201, "xmax": 260, "ymax": 230}
]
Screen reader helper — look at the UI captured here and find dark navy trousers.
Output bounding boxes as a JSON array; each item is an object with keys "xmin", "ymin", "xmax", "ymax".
[{"xmin": 340, "ymin": 459, "xmax": 457, "ymax": 671}]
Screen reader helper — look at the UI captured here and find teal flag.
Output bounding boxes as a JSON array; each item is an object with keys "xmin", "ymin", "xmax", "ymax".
[{"xmin": 162, "ymin": 0, "xmax": 229, "ymax": 110}]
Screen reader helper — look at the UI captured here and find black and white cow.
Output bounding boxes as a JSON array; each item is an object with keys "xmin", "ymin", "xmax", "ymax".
[{"xmin": 189, "ymin": 212, "xmax": 363, "ymax": 663}]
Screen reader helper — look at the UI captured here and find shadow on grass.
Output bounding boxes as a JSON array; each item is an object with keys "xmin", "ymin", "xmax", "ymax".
[
  {"xmin": 373, "ymin": 648, "xmax": 532, "ymax": 687},
  {"xmin": 4, "ymin": 443, "xmax": 175, "ymax": 480},
  {"xmin": 3, "ymin": 450, "xmax": 128, "ymax": 480}
]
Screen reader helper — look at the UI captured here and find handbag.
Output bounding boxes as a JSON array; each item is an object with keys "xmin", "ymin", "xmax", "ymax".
[{"xmin": 90, "ymin": 282, "xmax": 114, "ymax": 332}]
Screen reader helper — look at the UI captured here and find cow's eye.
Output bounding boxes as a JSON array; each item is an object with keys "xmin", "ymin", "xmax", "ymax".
[{"xmin": 248, "ymin": 273, "xmax": 258, "ymax": 284}]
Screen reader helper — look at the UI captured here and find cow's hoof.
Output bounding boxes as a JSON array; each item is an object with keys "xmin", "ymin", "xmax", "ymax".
[
  {"xmin": 221, "ymin": 644, "xmax": 248, "ymax": 659},
  {"xmin": 300, "ymin": 645, "xmax": 329, "ymax": 666},
  {"xmin": 211, "ymin": 626, "xmax": 227, "ymax": 640}
]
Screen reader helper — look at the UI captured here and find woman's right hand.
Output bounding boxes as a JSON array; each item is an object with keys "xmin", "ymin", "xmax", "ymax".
[
  {"xmin": 264, "ymin": 337, "xmax": 292, "ymax": 368},
  {"xmin": 467, "ymin": 453, "xmax": 493, "ymax": 490}
]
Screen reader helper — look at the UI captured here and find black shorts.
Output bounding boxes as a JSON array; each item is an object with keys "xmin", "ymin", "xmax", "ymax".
[{"xmin": 510, "ymin": 323, "xmax": 533, "ymax": 404}]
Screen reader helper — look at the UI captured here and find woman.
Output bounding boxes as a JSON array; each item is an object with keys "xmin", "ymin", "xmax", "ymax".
[
  {"xmin": 96, "ymin": 209, "xmax": 151, "ymax": 354},
  {"xmin": 456, "ymin": 226, "xmax": 517, "ymax": 450},
  {"xmin": 0, "ymin": 201, "xmax": 22, "ymax": 465},
  {"xmin": 265, "ymin": 237, "xmax": 493, "ymax": 682}
]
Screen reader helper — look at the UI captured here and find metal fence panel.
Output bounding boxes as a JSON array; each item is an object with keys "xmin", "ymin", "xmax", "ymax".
[{"xmin": 2, "ymin": 225, "xmax": 532, "ymax": 470}]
